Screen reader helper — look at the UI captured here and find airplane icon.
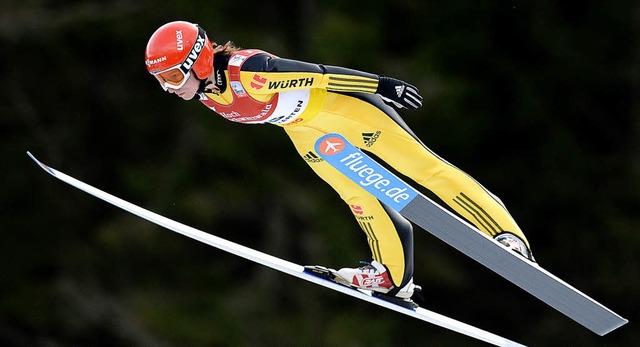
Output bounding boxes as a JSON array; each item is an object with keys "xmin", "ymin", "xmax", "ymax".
[{"xmin": 323, "ymin": 139, "xmax": 342, "ymax": 154}]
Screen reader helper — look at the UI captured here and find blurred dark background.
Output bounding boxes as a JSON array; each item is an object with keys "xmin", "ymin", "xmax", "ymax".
[{"xmin": 2, "ymin": 0, "xmax": 638, "ymax": 346}]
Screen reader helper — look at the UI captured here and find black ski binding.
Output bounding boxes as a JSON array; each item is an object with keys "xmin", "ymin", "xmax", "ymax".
[
  {"xmin": 304, "ymin": 265, "xmax": 340, "ymax": 281},
  {"xmin": 372, "ymin": 292, "xmax": 419, "ymax": 309}
]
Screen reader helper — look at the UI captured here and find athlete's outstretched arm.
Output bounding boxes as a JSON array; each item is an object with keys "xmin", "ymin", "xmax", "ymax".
[{"xmin": 241, "ymin": 53, "xmax": 422, "ymax": 109}]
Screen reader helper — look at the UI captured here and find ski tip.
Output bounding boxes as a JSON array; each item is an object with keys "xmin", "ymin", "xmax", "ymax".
[{"xmin": 27, "ymin": 151, "xmax": 56, "ymax": 176}]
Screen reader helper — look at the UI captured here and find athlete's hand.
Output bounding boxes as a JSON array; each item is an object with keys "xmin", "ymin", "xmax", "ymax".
[{"xmin": 376, "ymin": 76, "xmax": 423, "ymax": 110}]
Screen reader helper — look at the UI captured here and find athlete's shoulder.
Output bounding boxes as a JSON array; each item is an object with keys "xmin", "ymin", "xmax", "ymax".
[{"xmin": 233, "ymin": 49, "xmax": 274, "ymax": 72}]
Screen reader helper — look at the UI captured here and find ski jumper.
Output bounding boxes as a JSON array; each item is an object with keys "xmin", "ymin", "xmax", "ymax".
[{"xmin": 198, "ymin": 49, "xmax": 531, "ymax": 290}]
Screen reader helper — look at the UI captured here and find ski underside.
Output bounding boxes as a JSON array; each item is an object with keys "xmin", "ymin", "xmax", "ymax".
[
  {"xmin": 313, "ymin": 133, "xmax": 627, "ymax": 337},
  {"xmin": 27, "ymin": 152, "xmax": 525, "ymax": 347}
]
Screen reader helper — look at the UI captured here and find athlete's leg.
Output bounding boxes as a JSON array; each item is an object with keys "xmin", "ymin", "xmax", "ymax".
[
  {"xmin": 283, "ymin": 125, "xmax": 414, "ymax": 289},
  {"xmin": 315, "ymin": 92, "xmax": 532, "ymax": 254}
]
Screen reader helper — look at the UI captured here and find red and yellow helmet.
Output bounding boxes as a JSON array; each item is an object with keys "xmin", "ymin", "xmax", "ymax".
[{"xmin": 145, "ymin": 21, "xmax": 214, "ymax": 90}]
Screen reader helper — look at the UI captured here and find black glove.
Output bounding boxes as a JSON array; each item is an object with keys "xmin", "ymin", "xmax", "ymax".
[{"xmin": 376, "ymin": 76, "xmax": 423, "ymax": 110}]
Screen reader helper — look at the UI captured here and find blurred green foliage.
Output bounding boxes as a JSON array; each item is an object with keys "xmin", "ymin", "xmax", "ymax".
[{"xmin": 1, "ymin": 0, "xmax": 638, "ymax": 346}]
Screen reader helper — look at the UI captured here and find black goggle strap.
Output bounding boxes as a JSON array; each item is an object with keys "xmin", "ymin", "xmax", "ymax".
[{"xmin": 179, "ymin": 24, "xmax": 208, "ymax": 75}]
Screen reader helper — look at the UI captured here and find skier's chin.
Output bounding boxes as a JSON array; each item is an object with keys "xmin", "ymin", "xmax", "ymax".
[{"xmin": 177, "ymin": 92, "xmax": 195, "ymax": 100}]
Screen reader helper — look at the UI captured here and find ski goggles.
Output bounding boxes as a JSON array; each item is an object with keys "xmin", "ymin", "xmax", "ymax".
[{"xmin": 152, "ymin": 64, "xmax": 191, "ymax": 91}]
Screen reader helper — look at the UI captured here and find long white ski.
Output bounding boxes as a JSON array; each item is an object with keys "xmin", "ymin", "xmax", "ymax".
[
  {"xmin": 27, "ymin": 152, "xmax": 525, "ymax": 347},
  {"xmin": 314, "ymin": 133, "xmax": 628, "ymax": 336}
]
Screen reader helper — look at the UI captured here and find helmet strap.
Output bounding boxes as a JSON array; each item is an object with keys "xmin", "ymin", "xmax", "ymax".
[{"xmin": 195, "ymin": 77, "xmax": 214, "ymax": 98}]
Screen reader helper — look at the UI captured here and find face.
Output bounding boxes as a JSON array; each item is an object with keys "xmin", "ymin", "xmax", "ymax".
[{"xmin": 165, "ymin": 73, "xmax": 200, "ymax": 100}]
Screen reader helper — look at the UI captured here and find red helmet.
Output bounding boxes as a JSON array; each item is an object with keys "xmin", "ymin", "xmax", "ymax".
[{"xmin": 145, "ymin": 21, "xmax": 214, "ymax": 90}]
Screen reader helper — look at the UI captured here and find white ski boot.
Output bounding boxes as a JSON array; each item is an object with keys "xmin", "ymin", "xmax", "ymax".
[
  {"xmin": 495, "ymin": 232, "xmax": 535, "ymax": 262},
  {"xmin": 335, "ymin": 260, "xmax": 417, "ymax": 299}
]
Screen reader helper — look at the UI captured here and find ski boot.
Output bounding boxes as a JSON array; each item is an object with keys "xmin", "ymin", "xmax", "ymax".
[
  {"xmin": 336, "ymin": 260, "xmax": 420, "ymax": 308},
  {"xmin": 495, "ymin": 232, "xmax": 535, "ymax": 262},
  {"xmin": 304, "ymin": 260, "xmax": 420, "ymax": 309}
]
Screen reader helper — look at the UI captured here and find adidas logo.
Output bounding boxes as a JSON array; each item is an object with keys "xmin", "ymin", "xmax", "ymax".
[
  {"xmin": 303, "ymin": 151, "xmax": 323, "ymax": 163},
  {"xmin": 363, "ymin": 131, "xmax": 381, "ymax": 147},
  {"xmin": 395, "ymin": 85, "xmax": 405, "ymax": 97}
]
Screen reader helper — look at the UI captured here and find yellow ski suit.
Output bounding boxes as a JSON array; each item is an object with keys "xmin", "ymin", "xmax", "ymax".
[{"xmin": 198, "ymin": 49, "xmax": 531, "ymax": 291}]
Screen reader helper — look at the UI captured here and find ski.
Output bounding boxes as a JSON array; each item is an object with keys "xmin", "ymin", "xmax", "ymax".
[
  {"xmin": 314, "ymin": 133, "xmax": 628, "ymax": 336},
  {"xmin": 27, "ymin": 152, "xmax": 525, "ymax": 347}
]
